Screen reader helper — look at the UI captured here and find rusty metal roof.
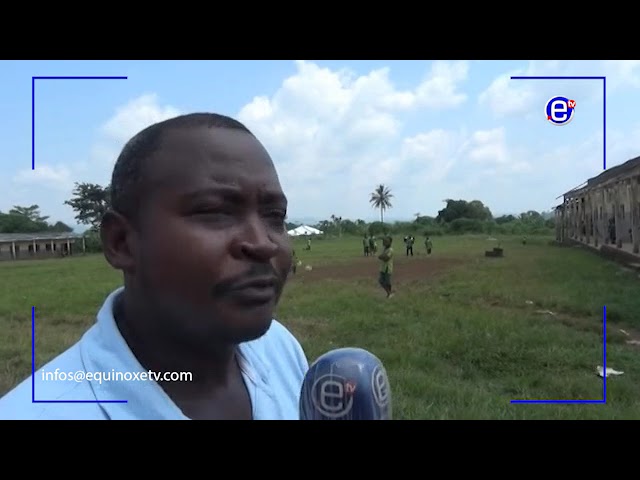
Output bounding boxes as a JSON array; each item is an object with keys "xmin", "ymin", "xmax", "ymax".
[
  {"xmin": 0, "ymin": 232, "xmax": 82, "ymax": 243},
  {"xmin": 561, "ymin": 155, "xmax": 640, "ymax": 198}
]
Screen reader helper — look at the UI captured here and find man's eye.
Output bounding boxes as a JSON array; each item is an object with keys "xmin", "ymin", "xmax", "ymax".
[
  {"xmin": 190, "ymin": 205, "xmax": 228, "ymax": 215},
  {"xmin": 267, "ymin": 211, "xmax": 287, "ymax": 222}
]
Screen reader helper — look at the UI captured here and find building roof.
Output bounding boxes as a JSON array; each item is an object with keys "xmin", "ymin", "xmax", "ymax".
[
  {"xmin": 562, "ymin": 155, "xmax": 640, "ymax": 197},
  {"xmin": 0, "ymin": 232, "xmax": 83, "ymax": 243},
  {"xmin": 586, "ymin": 155, "xmax": 640, "ymax": 188}
]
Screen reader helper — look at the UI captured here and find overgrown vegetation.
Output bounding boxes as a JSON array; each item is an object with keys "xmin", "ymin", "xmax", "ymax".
[
  {"xmin": 2, "ymin": 234, "xmax": 638, "ymax": 419},
  {"xmin": 3, "ymin": 183, "xmax": 555, "ymax": 258}
]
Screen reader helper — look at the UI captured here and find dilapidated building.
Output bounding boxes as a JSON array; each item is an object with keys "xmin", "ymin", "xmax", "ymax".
[
  {"xmin": 0, "ymin": 232, "xmax": 85, "ymax": 261},
  {"xmin": 555, "ymin": 155, "xmax": 640, "ymax": 256}
]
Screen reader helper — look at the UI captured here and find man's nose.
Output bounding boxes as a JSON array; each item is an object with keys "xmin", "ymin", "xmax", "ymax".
[{"xmin": 231, "ymin": 215, "xmax": 279, "ymax": 261}]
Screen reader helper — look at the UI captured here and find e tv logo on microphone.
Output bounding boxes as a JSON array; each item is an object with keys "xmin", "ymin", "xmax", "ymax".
[{"xmin": 545, "ymin": 96, "xmax": 576, "ymax": 126}]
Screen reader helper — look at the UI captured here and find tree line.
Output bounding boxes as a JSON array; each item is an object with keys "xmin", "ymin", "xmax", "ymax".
[
  {"xmin": 294, "ymin": 184, "xmax": 556, "ymax": 238},
  {"xmin": 0, "ymin": 205, "xmax": 73, "ymax": 234},
  {"xmin": 2, "ymin": 182, "xmax": 555, "ymax": 254}
]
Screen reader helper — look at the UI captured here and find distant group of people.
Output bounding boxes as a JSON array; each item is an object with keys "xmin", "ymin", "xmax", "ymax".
[
  {"xmin": 293, "ymin": 231, "xmax": 436, "ymax": 300},
  {"xmin": 402, "ymin": 234, "xmax": 432, "ymax": 256},
  {"xmin": 362, "ymin": 234, "xmax": 432, "ymax": 258},
  {"xmin": 362, "ymin": 235, "xmax": 378, "ymax": 256},
  {"xmin": 361, "ymin": 233, "xmax": 434, "ymax": 299}
]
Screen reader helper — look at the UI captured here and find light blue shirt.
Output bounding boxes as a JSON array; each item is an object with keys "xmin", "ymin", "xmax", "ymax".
[{"xmin": 0, "ymin": 287, "xmax": 309, "ymax": 420}]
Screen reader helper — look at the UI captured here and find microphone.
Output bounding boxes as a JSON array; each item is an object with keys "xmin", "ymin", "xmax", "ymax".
[{"xmin": 299, "ymin": 347, "xmax": 392, "ymax": 420}]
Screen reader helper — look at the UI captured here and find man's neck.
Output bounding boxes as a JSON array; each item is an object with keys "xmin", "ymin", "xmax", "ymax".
[{"xmin": 113, "ymin": 292, "xmax": 237, "ymax": 394}]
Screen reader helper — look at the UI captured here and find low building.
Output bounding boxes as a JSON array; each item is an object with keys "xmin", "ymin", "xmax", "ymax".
[
  {"xmin": 0, "ymin": 232, "xmax": 86, "ymax": 261},
  {"xmin": 555, "ymin": 154, "xmax": 640, "ymax": 256}
]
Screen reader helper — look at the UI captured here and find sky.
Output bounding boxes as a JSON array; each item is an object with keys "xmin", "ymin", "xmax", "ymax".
[{"xmin": 2, "ymin": 60, "xmax": 640, "ymax": 231}]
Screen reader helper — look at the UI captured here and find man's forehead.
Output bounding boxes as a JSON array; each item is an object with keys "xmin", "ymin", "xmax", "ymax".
[
  {"xmin": 159, "ymin": 126, "xmax": 270, "ymax": 161},
  {"xmin": 147, "ymin": 126, "xmax": 283, "ymax": 193}
]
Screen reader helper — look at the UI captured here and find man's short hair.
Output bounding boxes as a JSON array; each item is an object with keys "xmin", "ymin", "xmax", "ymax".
[{"xmin": 109, "ymin": 113, "xmax": 253, "ymax": 224}]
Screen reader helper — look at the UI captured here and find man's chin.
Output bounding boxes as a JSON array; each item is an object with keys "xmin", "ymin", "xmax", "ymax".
[{"xmin": 223, "ymin": 316, "xmax": 274, "ymax": 344}]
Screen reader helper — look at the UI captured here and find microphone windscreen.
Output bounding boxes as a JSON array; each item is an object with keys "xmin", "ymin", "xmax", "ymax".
[{"xmin": 299, "ymin": 347, "xmax": 392, "ymax": 420}]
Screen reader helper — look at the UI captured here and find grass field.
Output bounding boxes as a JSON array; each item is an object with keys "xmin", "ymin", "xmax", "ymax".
[{"xmin": 2, "ymin": 233, "xmax": 640, "ymax": 419}]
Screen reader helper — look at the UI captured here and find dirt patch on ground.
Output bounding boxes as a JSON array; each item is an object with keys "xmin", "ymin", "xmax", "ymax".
[{"xmin": 289, "ymin": 255, "xmax": 466, "ymax": 285}]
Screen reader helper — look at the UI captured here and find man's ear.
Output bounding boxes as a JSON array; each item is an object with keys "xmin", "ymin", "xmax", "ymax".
[{"xmin": 100, "ymin": 210, "xmax": 136, "ymax": 272}]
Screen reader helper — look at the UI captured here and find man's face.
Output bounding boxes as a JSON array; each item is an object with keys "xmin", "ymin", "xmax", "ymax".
[{"xmin": 131, "ymin": 126, "xmax": 292, "ymax": 347}]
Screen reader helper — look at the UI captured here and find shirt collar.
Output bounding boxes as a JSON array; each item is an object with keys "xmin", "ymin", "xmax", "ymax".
[
  {"xmin": 80, "ymin": 287, "xmax": 278, "ymax": 419},
  {"xmin": 79, "ymin": 287, "xmax": 188, "ymax": 419}
]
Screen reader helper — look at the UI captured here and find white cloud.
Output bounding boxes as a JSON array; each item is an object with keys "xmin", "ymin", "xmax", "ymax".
[
  {"xmin": 7, "ymin": 94, "xmax": 183, "ymax": 229},
  {"xmin": 478, "ymin": 70, "xmax": 536, "ymax": 117},
  {"xmin": 468, "ymin": 128, "xmax": 508, "ymax": 164},
  {"xmin": 237, "ymin": 60, "xmax": 472, "ymax": 219},
  {"xmin": 12, "ymin": 164, "xmax": 73, "ymax": 191},
  {"xmin": 239, "ymin": 60, "xmax": 469, "ymax": 160},
  {"xmin": 101, "ymin": 93, "xmax": 182, "ymax": 143},
  {"xmin": 9, "ymin": 60, "xmax": 640, "ymax": 229},
  {"xmin": 478, "ymin": 60, "xmax": 640, "ymax": 118},
  {"xmin": 90, "ymin": 94, "xmax": 183, "ymax": 171},
  {"xmin": 415, "ymin": 60, "xmax": 470, "ymax": 108},
  {"xmin": 253, "ymin": 60, "xmax": 634, "ymax": 218},
  {"xmin": 400, "ymin": 129, "xmax": 464, "ymax": 184}
]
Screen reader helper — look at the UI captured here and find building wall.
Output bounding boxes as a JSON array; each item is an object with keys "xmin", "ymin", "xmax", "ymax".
[
  {"xmin": 0, "ymin": 239, "xmax": 78, "ymax": 261},
  {"xmin": 558, "ymin": 164, "xmax": 640, "ymax": 255}
]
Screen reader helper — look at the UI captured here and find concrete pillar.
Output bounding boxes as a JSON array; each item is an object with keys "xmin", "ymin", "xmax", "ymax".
[
  {"xmin": 66, "ymin": 237, "xmax": 71, "ymax": 256},
  {"xmin": 591, "ymin": 192, "xmax": 596, "ymax": 244},
  {"xmin": 11, "ymin": 241, "xmax": 15, "ymax": 259},
  {"xmin": 575, "ymin": 198, "xmax": 580, "ymax": 239},
  {"xmin": 577, "ymin": 198, "xmax": 582, "ymax": 241},
  {"xmin": 572, "ymin": 200, "xmax": 575, "ymax": 239},
  {"xmin": 567, "ymin": 199, "xmax": 572, "ymax": 238},
  {"xmin": 580, "ymin": 196, "xmax": 586, "ymax": 242},
  {"xmin": 599, "ymin": 188, "xmax": 606, "ymax": 247},
  {"xmin": 564, "ymin": 200, "xmax": 571, "ymax": 239},
  {"xmin": 625, "ymin": 179, "xmax": 632, "ymax": 244},
  {"xmin": 615, "ymin": 182, "xmax": 624, "ymax": 248},
  {"xmin": 632, "ymin": 175, "xmax": 640, "ymax": 254},
  {"xmin": 592, "ymin": 192, "xmax": 597, "ymax": 243},
  {"xmin": 82, "ymin": 236, "xmax": 86, "ymax": 254},
  {"xmin": 585, "ymin": 194, "xmax": 591, "ymax": 245},
  {"xmin": 583, "ymin": 195, "xmax": 588, "ymax": 243},
  {"xmin": 606, "ymin": 187, "xmax": 613, "ymax": 244},
  {"xmin": 570, "ymin": 199, "xmax": 575, "ymax": 238}
]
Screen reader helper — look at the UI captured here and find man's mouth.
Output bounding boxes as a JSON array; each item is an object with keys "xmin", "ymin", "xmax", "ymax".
[{"xmin": 225, "ymin": 276, "xmax": 279, "ymax": 304}]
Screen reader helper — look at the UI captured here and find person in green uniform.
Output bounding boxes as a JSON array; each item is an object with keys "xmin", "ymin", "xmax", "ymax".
[
  {"xmin": 378, "ymin": 236, "xmax": 394, "ymax": 298},
  {"xmin": 363, "ymin": 234, "xmax": 370, "ymax": 256},
  {"xmin": 404, "ymin": 235, "xmax": 414, "ymax": 256},
  {"xmin": 425, "ymin": 236, "xmax": 432, "ymax": 255},
  {"xmin": 291, "ymin": 248, "xmax": 298, "ymax": 274}
]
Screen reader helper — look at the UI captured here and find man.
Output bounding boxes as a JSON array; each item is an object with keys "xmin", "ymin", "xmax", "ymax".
[
  {"xmin": 291, "ymin": 248, "xmax": 299, "ymax": 274},
  {"xmin": 362, "ymin": 234, "xmax": 370, "ymax": 256},
  {"xmin": 0, "ymin": 113, "xmax": 309, "ymax": 420},
  {"xmin": 425, "ymin": 236, "xmax": 432, "ymax": 255},
  {"xmin": 377, "ymin": 236, "xmax": 394, "ymax": 298},
  {"xmin": 404, "ymin": 235, "xmax": 414, "ymax": 256}
]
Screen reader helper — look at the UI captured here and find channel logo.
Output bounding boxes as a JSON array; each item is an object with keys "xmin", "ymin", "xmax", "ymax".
[{"xmin": 545, "ymin": 96, "xmax": 576, "ymax": 126}]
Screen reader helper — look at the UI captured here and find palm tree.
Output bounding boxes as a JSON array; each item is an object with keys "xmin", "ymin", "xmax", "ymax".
[
  {"xmin": 369, "ymin": 184, "xmax": 393, "ymax": 223},
  {"xmin": 330, "ymin": 214, "xmax": 343, "ymax": 237}
]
